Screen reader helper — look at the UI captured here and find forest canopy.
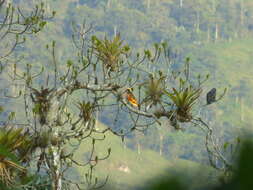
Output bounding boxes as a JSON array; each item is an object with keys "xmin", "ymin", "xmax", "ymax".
[{"xmin": 0, "ymin": 0, "xmax": 253, "ymax": 190}]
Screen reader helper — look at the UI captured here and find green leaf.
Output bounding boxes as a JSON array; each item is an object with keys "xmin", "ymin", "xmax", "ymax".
[
  {"xmin": 33, "ymin": 103, "xmax": 41, "ymax": 114},
  {"xmin": 20, "ymin": 174, "xmax": 36, "ymax": 185},
  {"xmin": 8, "ymin": 112, "xmax": 16, "ymax": 121},
  {"xmin": 39, "ymin": 21, "xmax": 47, "ymax": 28},
  {"xmin": 67, "ymin": 60, "xmax": 73, "ymax": 67},
  {"xmin": 161, "ymin": 41, "xmax": 168, "ymax": 49},
  {"xmin": 223, "ymin": 142, "xmax": 229, "ymax": 150},
  {"xmin": 144, "ymin": 50, "xmax": 152, "ymax": 59},
  {"xmin": 0, "ymin": 144, "xmax": 19, "ymax": 163},
  {"xmin": 0, "ymin": 182, "xmax": 12, "ymax": 190},
  {"xmin": 0, "ymin": 106, "xmax": 3, "ymax": 113}
]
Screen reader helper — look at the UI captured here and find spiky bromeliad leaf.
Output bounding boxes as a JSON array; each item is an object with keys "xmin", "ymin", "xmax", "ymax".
[
  {"xmin": 168, "ymin": 87, "xmax": 202, "ymax": 108},
  {"xmin": 0, "ymin": 127, "xmax": 33, "ymax": 161},
  {"xmin": 0, "ymin": 127, "xmax": 35, "ymax": 186},
  {"xmin": 92, "ymin": 34, "xmax": 130, "ymax": 75},
  {"xmin": 143, "ymin": 75, "xmax": 166, "ymax": 106},
  {"xmin": 164, "ymin": 87, "xmax": 202, "ymax": 122},
  {"xmin": 0, "ymin": 145, "xmax": 19, "ymax": 164},
  {"xmin": 0, "ymin": 143, "xmax": 26, "ymax": 186}
]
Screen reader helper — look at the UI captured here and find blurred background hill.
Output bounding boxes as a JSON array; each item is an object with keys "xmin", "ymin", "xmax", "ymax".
[{"xmin": 1, "ymin": 0, "xmax": 253, "ymax": 189}]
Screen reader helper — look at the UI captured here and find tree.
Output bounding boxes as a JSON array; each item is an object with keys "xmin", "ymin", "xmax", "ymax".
[
  {"xmin": 6, "ymin": 22, "xmax": 230, "ymax": 189},
  {"xmin": 0, "ymin": 0, "xmax": 53, "ymax": 65},
  {"xmin": 0, "ymin": 0, "xmax": 54, "ymax": 188},
  {"xmin": 1, "ymin": 2, "xmax": 235, "ymax": 190},
  {"xmin": 0, "ymin": 126, "xmax": 32, "ymax": 187}
]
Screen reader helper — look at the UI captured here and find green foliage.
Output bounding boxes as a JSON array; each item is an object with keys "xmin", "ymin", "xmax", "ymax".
[
  {"xmin": 101, "ymin": 140, "xmax": 253, "ymax": 190},
  {"xmin": 22, "ymin": 175, "xmax": 51, "ymax": 190},
  {"xmin": 164, "ymin": 87, "xmax": 202, "ymax": 122},
  {"xmin": 75, "ymin": 122, "xmax": 217, "ymax": 190},
  {"xmin": 1, "ymin": 0, "xmax": 253, "ymax": 189},
  {"xmin": 144, "ymin": 177, "xmax": 185, "ymax": 190},
  {"xmin": 0, "ymin": 127, "xmax": 33, "ymax": 186},
  {"xmin": 235, "ymin": 140, "xmax": 253, "ymax": 190},
  {"xmin": 92, "ymin": 34, "xmax": 130, "ymax": 75},
  {"xmin": 76, "ymin": 101, "xmax": 95, "ymax": 122},
  {"xmin": 30, "ymin": 87, "xmax": 53, "ymax": 125},
  {"xmin": 143, "ymin": 74, "xmax": 166, "ymax": 106}
]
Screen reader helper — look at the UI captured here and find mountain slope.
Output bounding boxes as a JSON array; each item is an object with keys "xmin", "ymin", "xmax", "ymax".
[{"xmin": 71, "ymin": 122, "xmax": 217, "ymax": 190}]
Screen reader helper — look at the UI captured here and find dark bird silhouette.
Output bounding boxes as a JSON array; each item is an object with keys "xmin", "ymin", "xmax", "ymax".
[{"xmin": 206, "ymin": 88, "xmax": 216, "ymax": 105}]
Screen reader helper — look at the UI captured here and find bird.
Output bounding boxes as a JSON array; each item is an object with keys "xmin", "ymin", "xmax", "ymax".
[
  {"xmin": 206, "ymin": 88, "xmax": 216, "ymax": 105},
  {"xmin": 125, "ymin": 88, "xmax": 138, "ymax": 107}
]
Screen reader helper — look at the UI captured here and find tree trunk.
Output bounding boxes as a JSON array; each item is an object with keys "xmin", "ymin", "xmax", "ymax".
[
  {"xmin": 180, "ymin": 0, "xmax": 183, "ymax": 8},
  {"xmin": 147, "ymin": 0, "xmax": 150, "ymax": 10},
  {"xmin": 207, "ymin": 26, "xmax": 210, "ymax": 42},
  {"xmin": 123, "ymin": 141, "xmax": 126, "ymax": 149},
  {"xmin": 196, "ymin": 11, "xmax": 200, "ymax": 33},
  {"xmin": 47, "ymin": 98, "xmax": 62, "ymax": 190},
  {"xmin": 113, "ymin": 25, "xmax": 117, "ymax": 37},
  {"xmin": 135, "ymin": 131, "xmax": 142, "ymax": 155},
  {"xmin": 215, "ymin": 23, "xmax": 219, "ymax": 42},
  {"xmin": 159, "ymin": 134, "xmax": 163, "ymax": 156},
  {"xmin": 240, "ymin": 0, "xmax": 244, "ymax": 27},
  {"xmin": 235, "ymin": 96, "xmax": 239, "ymax": 105},
  {"xmin": 234, "ymin": 31, "xmax": 238, "ymax": 39},
  {"xmin": 137, "ymin": 142, "xmax": 141, "ymax": 155},
  {"xmin": 107, "ymin": 0, "xmax": 111, "ymax": 9},
  {"xmin": 51, "ymin": 143, "xmax": 62, "ymax": 190},
  {"xmin": 240, "ymin": 98, "xmax": 244, "ymax": 122},
  {"xmin": 46, "ymin": 0, "xmax": 51, "ymax": 13},
  {"xmin": 240, "ymin": 0, "xmax": 244, "ymax": 37}
]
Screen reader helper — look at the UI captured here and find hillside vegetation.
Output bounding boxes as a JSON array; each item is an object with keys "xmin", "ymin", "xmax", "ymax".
[
  {"xmin": 0, "ymin": 0, "xmax": 253, "ymax": 189},
  {"xmin": 72, "ymin": 122, "xmax": 217, "ymax": 190}
]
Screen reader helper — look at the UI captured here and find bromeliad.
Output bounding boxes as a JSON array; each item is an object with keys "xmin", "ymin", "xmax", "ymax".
[{"xmin": 164, "ymin": 87, "xmax": 202, "ymax": 122}]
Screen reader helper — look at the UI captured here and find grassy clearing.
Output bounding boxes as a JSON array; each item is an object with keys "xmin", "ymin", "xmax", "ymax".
[{"xmin": 71, "ymin": 122, "xmax": 216, "ymax": 190}]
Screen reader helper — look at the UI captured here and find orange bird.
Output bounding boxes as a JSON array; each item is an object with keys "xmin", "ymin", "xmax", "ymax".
[{"xmin": 125, "ymin": 88, "xmax": 138, "ymax": 107}]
